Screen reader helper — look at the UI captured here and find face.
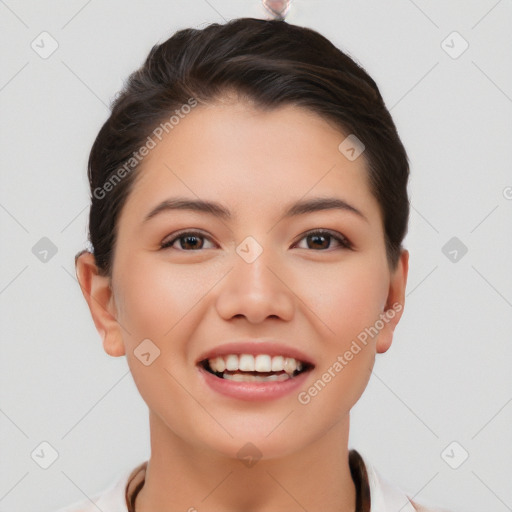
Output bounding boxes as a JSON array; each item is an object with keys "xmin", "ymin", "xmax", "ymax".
[{"xmin": 81, "ymin": 99, "xmax": 408, "ymax": 461}]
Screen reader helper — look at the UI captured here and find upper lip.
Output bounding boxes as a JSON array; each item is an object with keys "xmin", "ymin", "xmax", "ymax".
[{"xmin": 196, "ymin": 340, "xmax": 316, "ymax": 367}]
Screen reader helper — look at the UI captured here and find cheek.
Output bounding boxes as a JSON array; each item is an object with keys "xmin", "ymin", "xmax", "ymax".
[
  {"xmin": 114, "ymin": 257, "xmax": 217, "ymax": 341},
  {"xmin": 311, "ymin": 258, "xmax": 389, "ymax": 409},
  {"xmin": 296, "ymin": 257, "xmax": 389, "ymax": 342},
  {"xmin": 295, "ymin": 262, "xmax": 385, "ymax": 416}
]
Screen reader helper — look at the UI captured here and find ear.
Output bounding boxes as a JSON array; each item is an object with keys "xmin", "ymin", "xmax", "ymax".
[
  {"xmin": 376, "ymin": 249, "xmax": 409, "ymax": 354},
  {"xmin": 75, "ymin": 251, "xmax": 126, "ymax": 357}
]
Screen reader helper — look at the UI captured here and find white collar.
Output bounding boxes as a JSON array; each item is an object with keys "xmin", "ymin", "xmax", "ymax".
[{"xmin": 358, "ymin": 451, "xmax": 418, "ymax": 511}]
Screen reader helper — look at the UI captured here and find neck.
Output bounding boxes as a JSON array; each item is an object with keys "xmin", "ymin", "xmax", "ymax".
[{"xmin": 134, "ymin": 411, "xmax": 357, "ymax": 512}]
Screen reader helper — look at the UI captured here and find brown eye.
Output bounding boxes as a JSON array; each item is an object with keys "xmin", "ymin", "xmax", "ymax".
[
  {"xmin": 294, "ymin": 229, "xmax": 351, "ymax": 250},
  {"xmin": 161, "ymin": 231, "xmax": 215, "ymax": 251}
]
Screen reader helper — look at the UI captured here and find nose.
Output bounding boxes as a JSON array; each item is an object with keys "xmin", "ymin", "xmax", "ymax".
[{"xmin": 215, "ymin": 244, "xmax": 295, "ymax": 324}]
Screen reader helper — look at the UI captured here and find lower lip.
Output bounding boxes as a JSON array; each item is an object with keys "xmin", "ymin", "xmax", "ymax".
[{"xmin": 198, "ymin": 365, "xmax": 311, "ymax": 401}]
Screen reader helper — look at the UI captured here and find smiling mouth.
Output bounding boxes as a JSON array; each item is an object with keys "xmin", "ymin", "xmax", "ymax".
[{"xmin": 199, "ymin": 354, "xmax": 314, "ymax": 382}]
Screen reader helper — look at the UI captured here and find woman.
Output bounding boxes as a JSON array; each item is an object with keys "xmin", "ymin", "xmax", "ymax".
[{"xmin": 65, "ymin": 17, "xmax": 452, "ymax": 512}]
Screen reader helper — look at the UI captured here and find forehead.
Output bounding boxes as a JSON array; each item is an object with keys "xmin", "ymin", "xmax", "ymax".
[{"xmin": 119, "ymin": 101, "xmax": 380, "ymax": 226}]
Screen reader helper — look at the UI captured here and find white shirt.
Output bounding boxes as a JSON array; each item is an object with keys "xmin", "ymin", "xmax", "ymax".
[{"xmin": 55, "ymin": 453, "xmax": 451, "ymax": 512}]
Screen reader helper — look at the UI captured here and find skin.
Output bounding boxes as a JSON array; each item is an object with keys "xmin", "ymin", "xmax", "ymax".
[{"xmin": 76, "ymin": 97, "xmax": 408, "ymax": 512}]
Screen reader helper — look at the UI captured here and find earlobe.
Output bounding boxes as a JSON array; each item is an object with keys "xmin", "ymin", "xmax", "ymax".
[
  {"xmin": 376, "ymin": 249, "xmax": 409, "ymax": 354},
  {"xmin": 75, "ymin": 251, "xmax": 126, "ymax": 357}
]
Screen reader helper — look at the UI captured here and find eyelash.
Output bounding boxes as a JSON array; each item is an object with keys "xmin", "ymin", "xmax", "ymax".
[{"xmin": 160, "ymin": 229, "xmax": 352, "ymax": 251}]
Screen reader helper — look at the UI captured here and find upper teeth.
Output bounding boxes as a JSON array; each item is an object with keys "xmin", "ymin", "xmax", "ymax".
[{"xmin": 208, "ymin": 354, "xmax": 304, "ymax": 375}]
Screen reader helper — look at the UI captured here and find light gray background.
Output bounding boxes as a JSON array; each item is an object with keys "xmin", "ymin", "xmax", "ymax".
[{"xmin": 1, "ymin": 1, "xmax": 511, "ymax": 511}]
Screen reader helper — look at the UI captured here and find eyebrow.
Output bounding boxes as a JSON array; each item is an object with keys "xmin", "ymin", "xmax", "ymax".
[{"xmin": 142, "ymin": 196, "xmax": 368, "ymax": 224}]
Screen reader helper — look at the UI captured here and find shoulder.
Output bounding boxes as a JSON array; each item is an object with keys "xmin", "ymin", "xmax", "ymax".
[
  {"xmin": 53, "ymin": 463, "xmax": 145, "ymax": 512},
  {"xmin": 355, "ymin": 450, "xmax": 454, "ymax": 512},
  {"xmin": 410, "ymin": 499, "xmax": 454, "ymax": 512}
]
